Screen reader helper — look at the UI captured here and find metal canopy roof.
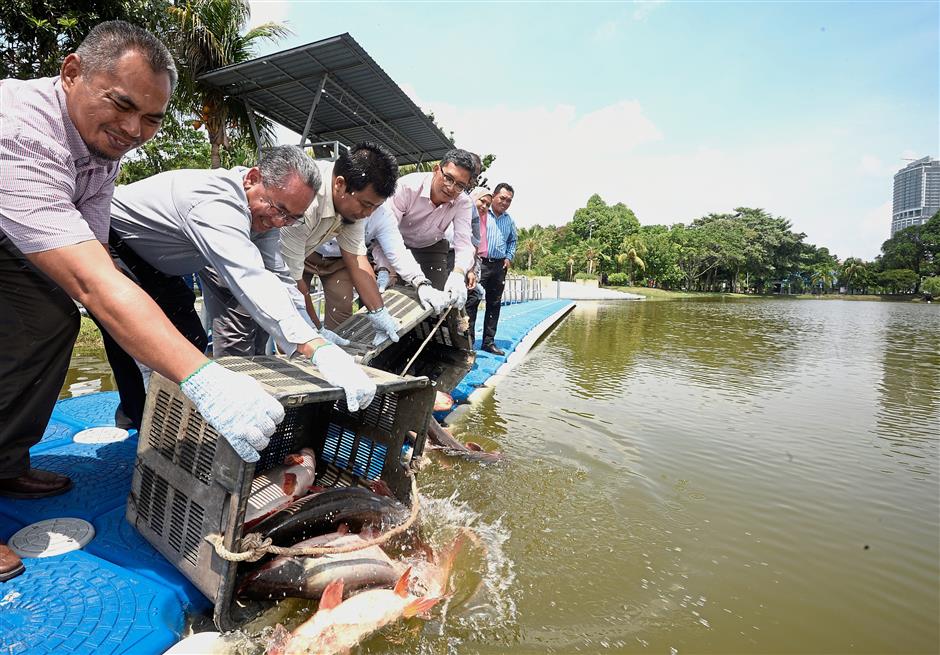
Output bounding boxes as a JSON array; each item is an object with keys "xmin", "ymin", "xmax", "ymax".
[{"xmin": 198, "ymin": 33, "xmax": 453, "ymax": 165}]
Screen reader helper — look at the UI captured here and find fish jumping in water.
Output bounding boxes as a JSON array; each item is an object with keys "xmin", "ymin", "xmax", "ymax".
[
  {"xmin": 425, "ymin": 422, "xmax": 504, "ymax": 463},
  {"xmin": 267, "ymin": 534, "xmax": 465, "ymax": 655}
]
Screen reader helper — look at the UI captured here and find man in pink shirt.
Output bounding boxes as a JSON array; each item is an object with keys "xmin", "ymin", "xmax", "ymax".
[
  {"xmin": 375, "ymin": 148, "xmax": 476, "ymax": 307},
  {"xmin": 0, "ymin": 21, "xmax": 285, "ymax": 581}
]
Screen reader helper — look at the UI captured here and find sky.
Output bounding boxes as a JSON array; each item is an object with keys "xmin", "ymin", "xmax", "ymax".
[{"xmin": 246, "ymin": 1, "xmax": 938, "ymax": 260}]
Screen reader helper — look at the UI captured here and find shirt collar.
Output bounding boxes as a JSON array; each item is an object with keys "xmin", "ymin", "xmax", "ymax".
[
  {"xmin": 308, "ymin": 160, "xmax": 338, "ymax": 221},
  {"xmin": 53, "ymin": 77, "xmax": 115, "ymax": 171}
]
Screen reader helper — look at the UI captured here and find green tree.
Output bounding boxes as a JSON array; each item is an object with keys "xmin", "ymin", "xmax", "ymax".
[
  {"xmin": 569, "ymin": 194, "xmax": 640, "ymax": 273},
  {"xmin": 517, "ymin": 225, "xmax": 552, "ymax": 271},
  {"xmin": 168, "ymin": 0, "xmax": 288, "ymax": 168},
  {"xmin": 876, "ymin": 269, "xmax": 919, "ymax": 294},
  {"xmin": 840, "ymin": 257, "xmax": 867, "ymax": 294},
  {"xmin": 0, "ymin": 1, "xmax": 166, "ymax": 79}
]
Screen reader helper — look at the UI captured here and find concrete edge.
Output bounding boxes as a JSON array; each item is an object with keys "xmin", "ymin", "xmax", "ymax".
[{"xmin": 447, "ymin": 302, "xmax": 576, "ymax": 423}]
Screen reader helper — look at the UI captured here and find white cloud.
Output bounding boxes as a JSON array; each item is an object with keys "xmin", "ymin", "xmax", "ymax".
[
  {"xmin": 633, "ymin": 0, "xmax": 666, "ymax": 22},
  {"xmin": 247, "ymin": 0, "xmax": 291, "ymax": 30},
  {"xmin": 405, "ymin": 88, "xmax": 892, "ymax": 261}
]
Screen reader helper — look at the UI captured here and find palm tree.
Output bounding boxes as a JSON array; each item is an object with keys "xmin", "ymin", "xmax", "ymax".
[
  {"xmin": 168, "ymin": 0, "xmax": 289, "ymax": 167},
  {"xmin": 566, "ymin": 255, "xmax": 576, "ymax": 281},
  {"xmin": 518, "ymin": 227, "xmax": 550, "ymax": 271},
  {"xmin": 581, "ymin": 238, "xmax": 606, "ymax": 276},
  {"xmin": 618, "ymin": 234, "xmax": 648, "ymax": 284},
  {"xmin": 841, "ymin": 258, "xmax": 865, "ymax": 294}
]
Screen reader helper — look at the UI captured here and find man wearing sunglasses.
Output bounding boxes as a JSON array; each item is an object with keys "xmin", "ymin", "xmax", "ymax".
[
  {"xmin": 373, "ymin": 148, "xmax": 476, "ymax": 309},
  {"xmin": 96, "ymin": 145, "xmax": 377, "ymax": 431}
]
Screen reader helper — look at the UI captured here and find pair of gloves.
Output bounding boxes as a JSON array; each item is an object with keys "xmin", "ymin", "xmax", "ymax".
[{"xmin": 180, "ymin": 337, "xmax": 378, "ymax": 463}]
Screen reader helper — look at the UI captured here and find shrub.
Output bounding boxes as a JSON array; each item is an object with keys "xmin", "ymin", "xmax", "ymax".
[
  {"xmin": 574, "ymin": 272, "xmax": 597, "ymax": 280},
  {"xmin": 922, "ymin": 276, "xmax": 940, "ymax": 297},
  {"xmin": 607, "ymin": 272, "xmax": 628, "ymax": 286}
]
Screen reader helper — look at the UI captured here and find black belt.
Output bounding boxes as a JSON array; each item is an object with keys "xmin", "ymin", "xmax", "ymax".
[{"xmin": 481, "ymin": 257, "xmax": 505, "ymax": 262}]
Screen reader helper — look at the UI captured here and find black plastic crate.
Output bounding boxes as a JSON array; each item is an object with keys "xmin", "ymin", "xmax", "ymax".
[{"xmin": 125, "ymin": 355, "xmax": 433, "ymax": 629}]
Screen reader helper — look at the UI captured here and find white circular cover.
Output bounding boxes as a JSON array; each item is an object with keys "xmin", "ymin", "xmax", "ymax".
[
  {"xmin": 73, "ymin": 427, "xmax": 129, "ymax": 444},
  {"xmin": 9, "ymin": 518, "xmax": 96, "ymax": 558},
  {"xmin": 162, "ymin": 632, "xmax": 225, "ymax": 655}
]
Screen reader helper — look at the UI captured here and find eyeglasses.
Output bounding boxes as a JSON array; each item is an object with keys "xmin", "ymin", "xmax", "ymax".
[
  {"xmin": 438, "ymin": 167, "xmax": 471, "ymax": 193},
  {"xmin": 260, "ymin": 194, "xmax": 305, "ymax": 226},
  {"xmin": 350, "ymin": 191, "xmax": 381, "ymax": 212}
]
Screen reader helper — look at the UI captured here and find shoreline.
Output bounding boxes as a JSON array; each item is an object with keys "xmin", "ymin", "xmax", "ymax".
[{"xmin": 607, "ymin": 286, "xmax": 933, "ymax": 303}]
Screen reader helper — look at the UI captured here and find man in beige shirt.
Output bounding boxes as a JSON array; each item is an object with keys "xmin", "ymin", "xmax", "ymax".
[{"xmin": 204, "ymin": 142, "xmax": 402, "ymax": 352}]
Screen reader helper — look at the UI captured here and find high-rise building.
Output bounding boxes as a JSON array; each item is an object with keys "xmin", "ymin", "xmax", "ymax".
[{"xmin": 892, "ymin": 156, "xmax": 940, "ymax": 235}]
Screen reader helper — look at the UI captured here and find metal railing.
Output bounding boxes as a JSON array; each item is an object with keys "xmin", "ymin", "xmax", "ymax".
[{"xmin": 501, "ymin": 274, "xmax": 542, "ymax": 304}]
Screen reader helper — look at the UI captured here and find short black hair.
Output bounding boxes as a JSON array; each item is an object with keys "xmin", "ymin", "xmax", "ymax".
[
  {"xmin": 439, "ymin": 148, "xmax": 476, "ymax": 177},
  {"xmin": 493, "ymin": 182, "xmax": 515, "ymax": 196},
  {"xmin": 75, "ymin": 20, "xmax": 177, "ymax": 88},
  {"xmin": 334, "ymin": 141, "xmax": 399, "ymax": 199}
]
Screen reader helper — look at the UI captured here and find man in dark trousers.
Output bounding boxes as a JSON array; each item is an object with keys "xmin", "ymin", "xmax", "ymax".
[
  {"xmin": 471, "ymin": 183, "xmax": 518, "ymax": 355},
  {"xmin": 0, "ymin": 21, "xmax": 285, "ymax": 582}
]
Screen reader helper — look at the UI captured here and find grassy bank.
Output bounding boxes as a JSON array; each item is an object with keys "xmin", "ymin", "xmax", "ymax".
[
  {"xmin": 75, "ymin": 316, "xmax": 104, "ymax": 350},
  {"xmin": 607, "ymin": 286, "xmax": 749, "ymax": 301},
  {"xmin": 606, "ymin": 286, "xmax": 929, "ymax": 302}
]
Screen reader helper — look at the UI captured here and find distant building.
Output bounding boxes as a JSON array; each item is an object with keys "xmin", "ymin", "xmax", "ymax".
[{"xmin": 892, "ymin": 156, "xmax": 940, "ymax": 235}]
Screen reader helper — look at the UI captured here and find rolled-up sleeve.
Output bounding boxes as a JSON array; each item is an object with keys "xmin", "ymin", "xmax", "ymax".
[
  {"xmin": 184, "ymin": 200, "xmax": 318, "ymax": 354},
  {"xmin": 336, "ymin": 219, "xmax": 366, "ymax": 256},
  {"xmin": 371, "ymin": 206, "xmax": 425, "ymax": 284},
  {"xmin": 451, "ymin": 194, "xmax": 474, "ymax": 273}
]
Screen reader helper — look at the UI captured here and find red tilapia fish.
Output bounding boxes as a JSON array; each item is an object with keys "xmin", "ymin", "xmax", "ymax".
[
  {"xmin": 244, "ymin": 448, "xmax": 317, "ymax": 527},
  {"xmin": 267, "ymin": 535, "xmax": 465, "ymax": 655}
]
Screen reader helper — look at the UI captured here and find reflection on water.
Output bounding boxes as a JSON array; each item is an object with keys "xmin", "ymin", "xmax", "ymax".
[{"xmin": 64, "ymin": 299, "xmax": 940, "ymax": 653}]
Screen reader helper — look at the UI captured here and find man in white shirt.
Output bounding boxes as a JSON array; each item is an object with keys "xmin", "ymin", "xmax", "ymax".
[{"xmin": 312, "ymin": 204, "xmax": 450, "ymax": 328}]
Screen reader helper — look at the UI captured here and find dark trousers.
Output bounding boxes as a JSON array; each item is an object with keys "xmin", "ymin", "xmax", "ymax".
[
  {"xmin": 410, "ymin": 239, "xmax": 450, "ymax": 289},
  {"xmin": 91, "ymin": 231, "xmax": 207, "ymax": 430},
  {"xmin": 479, "ymin": 258, "xmax": 507, "ymax": 347},
  {"xmin": 0, "ymin": 236, "xmax": 81, "ymax": 477},
  {"xmin": 465, "ymin": 286, "xmax": 482, "ymax": 345}
]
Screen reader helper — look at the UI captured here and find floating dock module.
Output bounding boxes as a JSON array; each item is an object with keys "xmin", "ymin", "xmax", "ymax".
[
  {"xmin": 0, "ymin": 437, "xmax": 138, "ymax": 524},
  {"xmin": 88, "ymin": 506, "xmax": 211, "ymax": 613},
  {"xmin": 51, "ymin": 390, "xmax": 121, "ymax": 428},
  {"xmin": 453, "ymin": 299, "xmax": 574, "ymax": 404},
  {"xmin": 0, "ymin": 550, "xmax": 183, "ymax": 655}
]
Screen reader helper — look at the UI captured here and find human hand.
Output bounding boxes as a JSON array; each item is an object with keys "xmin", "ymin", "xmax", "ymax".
[
  {"xmin": 311, "ymin": 343, "xmax": 376, "ymax": 412},
  {"xmin": 503, "ymin": 259, "xmax": 510, "ymax": 270},
  {"xmin": 466, "ymin": 270, "xmax": 477, "ymax": 288},
  {"xmin": 443, "ymin": 271, "xmax": 468, "ymax": 307},
  {"xmin": 376, "ymin": 269, "xmax": 391, "ymax": 293},
  {"xmin": 179, "ymin": 361, "xmax": 283, "ymax": 463},
  {"xmin": 416, "ymin": 282, "xmax": 449, "ymax": 314},
  {"xmin": 366, "ymin": 306, "xmax": 400, "ymax": 346},
  {"xmin": 319, "ymin": 328, "xmax": 350, "ymax": 347}
]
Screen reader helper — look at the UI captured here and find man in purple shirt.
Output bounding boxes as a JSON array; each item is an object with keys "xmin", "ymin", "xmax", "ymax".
[{"xmin": 0, "ymin": 22, "xmax": 284, "ymax": 581}]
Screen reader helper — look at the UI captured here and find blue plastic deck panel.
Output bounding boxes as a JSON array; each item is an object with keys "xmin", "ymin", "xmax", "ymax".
[
  {"xmin": 0, "ymin": 550, "xmax": 183, "ymax": 655},
  {"xmin": 30, "ymin": 418, "xmax": 81, "ymax": 454},
  {"xmin": 51, "ymin": 391, "xmax": 121, "ymax": 429},
  {"xmin": 88, "ymin": 506, "xmax": 211, "ymax": 613},
  {"xmin": 0, "ymin": 437, "xmax": 138, "ymax": 524},
  {"xmin": 452, "ymin": 299, "xmax": 573, "ymax": 404}
]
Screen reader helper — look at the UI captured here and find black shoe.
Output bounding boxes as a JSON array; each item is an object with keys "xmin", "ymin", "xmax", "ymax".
[{"xmin": 482, "ymin": 344, "xmax": 505, "ymax": 356}]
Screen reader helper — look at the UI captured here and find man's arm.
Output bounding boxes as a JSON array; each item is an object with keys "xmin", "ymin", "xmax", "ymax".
[
  {"xmin": 27, "ymin": 241, "xmax": 207, "ymax": 383},
  {"xmin": 340, "ymin": 248, "xmax": 383, "ymax": 311},
  {"xmin": 296, "ymin": 277, "xmax": 323, "ymax": 329},
  {"xmin": 504, "ymin": 219, "xmax": 518, "ymax": 270}
]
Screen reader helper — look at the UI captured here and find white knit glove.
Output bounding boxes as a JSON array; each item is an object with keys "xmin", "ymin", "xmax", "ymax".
[
  {"xmin": 367, "ymin": 307, "xmax": 400, "ymax": 347},
  {"xmin": 180, "ymin": 361, "xmax": 284, "ymax": 463},
  {"xmin": 443, "ymin": 271, "xmax": 468, "ymax": 307},
  {"xmin": 311, "ymin": 343, "xmax": 376, "ymax": 412},
  {"xmin": 376, "ymin": 269, "xmax": 391, "ymax": 293},
  {"xmin": 416, "ymin": 282, "xmax": 449, "ymax": 314},
  {"xmin": 319, "ymin": 328, "xmax": 350, "ymax": 347}
]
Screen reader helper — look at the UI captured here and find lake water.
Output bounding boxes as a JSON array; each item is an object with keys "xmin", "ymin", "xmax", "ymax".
[{"xmin": 64, "ymin": 298, "xmax": 940, "ymax": 654}]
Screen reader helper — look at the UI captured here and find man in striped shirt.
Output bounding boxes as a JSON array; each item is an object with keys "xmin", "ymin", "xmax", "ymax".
[
  {"xmin": 0, "ymin": 22, "xmax": 285, "ymax": 580},
  {"xmin": 472, "ymin": 183, "xmax": 518, "ymax": 355}
]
